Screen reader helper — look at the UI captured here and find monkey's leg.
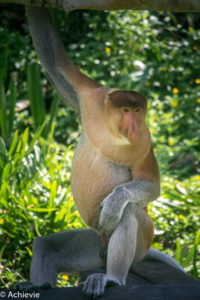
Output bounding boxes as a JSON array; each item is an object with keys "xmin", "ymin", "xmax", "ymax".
[
  {"xmin": 83, "ymin": 203, "xmax": 153, "ymax": 297},
  {"xmin": 17, "ymin": 229, "xmax": 104, "ymax": 291}
]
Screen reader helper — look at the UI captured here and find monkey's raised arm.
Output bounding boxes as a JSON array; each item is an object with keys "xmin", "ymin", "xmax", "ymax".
[{"xmin": 26, "ymin": 6, "xmax": 100, "ymax": 111}]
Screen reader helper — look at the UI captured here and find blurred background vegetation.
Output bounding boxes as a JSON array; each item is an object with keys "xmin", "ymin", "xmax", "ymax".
[{"xmin": 0, "ymin": 4, "xmax": 199, "ymax": 288}]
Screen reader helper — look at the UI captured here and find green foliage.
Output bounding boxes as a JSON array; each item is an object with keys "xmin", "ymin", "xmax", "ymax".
[
  {"xmin": 27, "ymin": 63, "xmax": 60, "ymax": 138},
  {"xmin": 0, "ymin": 55, "xmax": 59, "ymax": 142},
  {"xmin": 0, "ymin": 127, "xmax": 84, "ymax": 288},
  {"xmin": 0, "ymin": 74, "xmax": 17, "ymax": 141},
  {"xmin": 149, "ymin": 173, "xmax": 200, "ymax": 277},
  {"xmin": 0, "ymin": 5, "xmax": 199, "ymax": 286},
  {"xmin": 27, "ymin": 64, "xmax": 46, "ymax": 128}
]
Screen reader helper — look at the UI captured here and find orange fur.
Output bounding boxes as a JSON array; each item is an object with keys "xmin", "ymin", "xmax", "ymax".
[
  {"xmin": 71, "ymin": 88, "xmax": 159, "ymax": 230},
  {"xmin": 71, "ymin": 134, "xmax": 132, "ymax": 228},
  {"xmin": 132, "ymin": 205, "xmax": 154, "ymax": 262}
]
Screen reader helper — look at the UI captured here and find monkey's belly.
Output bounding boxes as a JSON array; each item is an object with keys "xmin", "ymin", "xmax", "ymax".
[{"xmin": 71, "ymin": 137, "xmax": 132, "ymax": 229}]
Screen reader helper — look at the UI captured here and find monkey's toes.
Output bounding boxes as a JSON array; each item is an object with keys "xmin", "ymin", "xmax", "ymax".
[
  {"xmin": 16, "ymin": 281, "xmax": 51, "ymax": 292},
  {"xmin": 15, "ymin": 282, "xmax": 38, "ymax": 292}
]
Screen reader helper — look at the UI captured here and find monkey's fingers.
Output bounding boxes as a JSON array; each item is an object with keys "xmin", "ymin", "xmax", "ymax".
[{"xmin": 82, "ymin": 273, "xmax": 121, "ymax": 298}]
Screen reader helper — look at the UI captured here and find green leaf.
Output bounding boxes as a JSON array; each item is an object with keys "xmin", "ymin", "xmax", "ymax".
[
  {"xmin": 194, "ymin": 231, "xmax": 200, "ymax": 246},
  {"xmin": 2, "ymin": 163, "xmax": 11, "ymax": 181},
  {"xmin": 8, "ymin": 130, "xmax": 19, "ymax": 157},
  {"xmin": 27, "ymin": 64, "xmax": 46, "ymax": 128},
  {"xmin": 175, "ymin": 239, "xmax": 182, "ymax": 264},
  {"xmin": 20, "ymin": 127, "xmax": 29, "ymax": 159},
  {"xmin": 0, "ymin": 75, "xmax": 8, "ymax": 139},
  {"xmin": 25, "ymin": 246, "xmax": 32, "ymax": 257},
  {"xmin": 43, "ymin": 93, "xmax": 59, "ymax": 138},
  {"xmin": 8, "ymin": 76, "xmax": 17, "ymax": 135},
  {"xmin": 0, "ymin": 137, "xmax": 8, "ymax": 158},
  {"xmin": 182, "ymin": 232, "xmax": 200, "ymax": 268},
  {"xmin": 28, "ymin": 121, "xmax": 47, "ymax": 151},
  {"xmin": 28, "ymin": 207, "xmax": 57, "ymax": 212},
  {"xmin": 48, "ymin": 180, "xmax": 57, "ymax": 215}
]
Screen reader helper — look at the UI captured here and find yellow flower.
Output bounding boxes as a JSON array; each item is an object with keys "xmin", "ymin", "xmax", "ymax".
[
  {"xmin": 195, "ymin": 78, "xmax": 200, "ymax": 84},
  {"xmin": 0, "ymin": 218, "xmax": 4, "ymax": 225},
  {"xmin": 172, "ymin": 88, "xmax": 179, "ymax": 94},
  {"xmin": 168, "ymin": 138, "xmax": 175, "ymax": 146},
  {"xmin": 62, "ymin": 274, "xmax": 69, "ymax": 280},
  {"xmin": 193, "ymin": 45, "xmax": 197, "ymax": 50},
  {"xmin": 105, "ymin": 47, "xmax": 111, "ymax": 53},
  {"xmin": 196, "ymin": 175, "xmax": 200, "ymax": 180},
  {"xmin": 162, "ymin": 66, "xmax": 167, "ymax": 71},
  {"xmin": 175, "ymin": 179, "xmax": 179, "ymax": 183},
  {"xmin": 197, "ymin": 98, "xmax": 200, "ymax": 103},
  {"xmin": 178, "ymin": 215, "xmax": 185, "ymax": 220},
  {"xmin": 172, "ymin": 101, "xmax": 178, "ymax": 108},
  {"xmin": 145, "ymin": 81, "xmax": 150, "ymax": 86},
  {"xmin": 188, "ymin": 27, "xmax": 193, "ymax": 31}
]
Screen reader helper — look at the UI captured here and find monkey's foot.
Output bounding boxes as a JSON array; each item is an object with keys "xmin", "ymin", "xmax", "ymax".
[
  {"xmin": 16, "ymin": 281, "xmax": 51, "ymax": 292},
  {"xmin": 82, "ymin": 273, "xmax": 121, "ymax": 298}
]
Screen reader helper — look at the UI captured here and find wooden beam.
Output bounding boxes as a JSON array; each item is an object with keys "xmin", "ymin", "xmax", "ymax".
[{"xmin": 0, "ymin": 0, "xmax": 200, "ymax": 12}]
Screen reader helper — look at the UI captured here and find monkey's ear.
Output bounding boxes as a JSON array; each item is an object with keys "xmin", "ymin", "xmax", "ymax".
[
  {"xmin": 26, "ymin": 7, "xmax": 99, "ymax": 111},
  {"xmin": 108, "ymin": 90, "xmax": 147, "ymax": 109}
]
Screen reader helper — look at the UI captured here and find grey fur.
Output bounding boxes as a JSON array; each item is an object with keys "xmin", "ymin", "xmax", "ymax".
[
  {"xmin": 99, "ymin": 179, "xmax": 160, "ymax": 237},
  {"xmin": 26, "ymin": 6, "xmax": 80, "ymax": 110},
  {"xmin": 26, "ymin": 224, "xmax": 184, "ymax": 298},
  {"xmin": 146, "ymin": 248, "xmax": 186, "ymax": 273}
]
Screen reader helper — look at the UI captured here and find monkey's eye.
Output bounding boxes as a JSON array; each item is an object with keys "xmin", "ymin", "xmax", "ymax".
[
  {"xmin": 135, "ymin": 108, "xmax": 140, "ymax": 112},
  {"xmin": 123, "ymin": 108, "xmax": 130, "ymax": 113}
]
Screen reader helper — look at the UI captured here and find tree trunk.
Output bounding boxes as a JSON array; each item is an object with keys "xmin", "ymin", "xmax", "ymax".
[{"xmin": 0, "ymin": 0, "xmax": 200, "ymax": 12}]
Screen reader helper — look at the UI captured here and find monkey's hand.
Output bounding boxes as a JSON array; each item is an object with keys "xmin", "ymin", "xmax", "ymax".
[
  {"xmin": 82, "ymin": 273, "xmax": 121, "ymax": 298},
  {"xmin": 99, "ymin": 187, "xmax": 127, "ymax": 236}
]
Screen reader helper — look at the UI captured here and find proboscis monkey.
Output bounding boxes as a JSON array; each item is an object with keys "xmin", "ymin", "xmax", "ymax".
[{"xmin": 17, "ymin": 6, "xmax": 185, "ymax": 298}]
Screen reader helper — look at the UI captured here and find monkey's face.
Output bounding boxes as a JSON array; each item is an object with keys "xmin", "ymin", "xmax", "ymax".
[
  {"xmin": 119, "ymin": 106, "xmax": 145, "ymax": 143},
  {"xmin": 105, "ymin": 90, "xmax": 147, "ymax": 144}
]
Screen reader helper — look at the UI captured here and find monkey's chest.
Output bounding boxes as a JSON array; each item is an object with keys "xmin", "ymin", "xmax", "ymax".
[{"xmin": 71, "ymin": 135, "xmax": 132, "ymax": 229}]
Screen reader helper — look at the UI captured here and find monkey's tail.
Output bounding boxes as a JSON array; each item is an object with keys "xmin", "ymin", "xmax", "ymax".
[{"xmin": 146, "ymin": 248, "xmax": 185, "ymax": 273}]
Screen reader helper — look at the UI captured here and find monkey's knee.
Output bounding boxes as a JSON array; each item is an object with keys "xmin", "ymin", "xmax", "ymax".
[
  {"xmin": 31, "ymin": 236, "xmax": 51, "ymax": 269},
  {"xmin": 32, "ymin": 236, "xmax": 49, "ymax": 258},
  {"xmin": 33, "ymin": 235, "xmax": 59, "ymax": 255},
  {"xmin": 33, "ymin": 236, "xmax": 43, "ymax": 250}
]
